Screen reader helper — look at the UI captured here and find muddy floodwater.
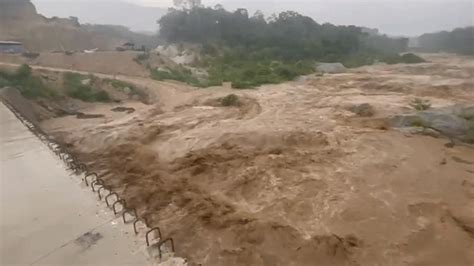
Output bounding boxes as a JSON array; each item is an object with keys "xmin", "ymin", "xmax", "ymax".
[{"xmin": 6, "ymin": 53, "xmax": 474, "ymax": 265}]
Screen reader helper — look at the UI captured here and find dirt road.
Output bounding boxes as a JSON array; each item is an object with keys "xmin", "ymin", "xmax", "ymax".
[
  {"xmin": 3, "ymin": 53, "xmax": 474, "ymax": 265},
  {"xmin": 0, "ymin": 61, "xmax": 199, "ymax": 112}
]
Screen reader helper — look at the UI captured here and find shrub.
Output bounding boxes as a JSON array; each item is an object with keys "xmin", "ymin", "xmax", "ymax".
[
  {"xmin": 22, "ymin": 52, "xmax": 40, "ymax": 59},
  {"xmin": 16, "ymin": 64, "xmax": 32, "ymax": 78},
  {"xmin": 104, "ymin": 79, "xmax": 137, "ymax": 94},
  {"xmin": 134, "ymin": 53, "xmax": 150, "ymax": 65},
  {"xmin": 231, "ymin": 80, "xmax": 256, "ymax": 89},
  {"xmin": 0, "ymin": 64, "xmax": 57, "ymax": 98},
  {"xmin": 409, "ymin": 98, "xmax": 432, "ymax": 111},
  {"xmin": 411, "ymin": 118, "xmax": 430, "ymax": 128},
  {"xmin": 208, "ymin": 57, "xmax": 313, "ymax": 89},
  {"xmin": 63, "ymin": 72, "xmax": 110, "ymax": 102},
  {"xmin": 460, "ymin": 112, "xmax": 474, "ymax": 121},
  {"xmin": 94, "ymin": 90, "xmax": 111, "ymax": 102},
  {"xmin": 380, "ymin": 55, "xmax": 402, "ymax": 64},
  {"xmin": 401, "ymin": 53, "xmax": 426, "ymax": 64},
  {"xmin": 0, "ymin": 76, "xmax": 11, "ymax": 87},
  {"xmin": 148, "ymin": 52, "xmax": 321, "ymax": 89},
  {"xmin": 150, "ymin": 67, "xmax": 204, "ymax": 87},
  {"xmin": 466, "ymin": 121, "xmax": 474, "ymax": 143},
  {"xmin": 220, "ymin": 94, "xmax": 240, "ymax": 106},
  {"xmin": 108, "ymin": 79, "xmax": 129, "ymax": 89},
  {"xmin": 380, "ymin": 53, "xmax": 425, "ymax": 65},
  {"xmin": 343, "ymin": 54, "xmax": 375, "ymax": 68}
]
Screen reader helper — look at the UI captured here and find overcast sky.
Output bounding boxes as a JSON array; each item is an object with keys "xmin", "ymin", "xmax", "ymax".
[{"xmin": 32, "ymin": 0, "xmax": 474, "ymax": 36}]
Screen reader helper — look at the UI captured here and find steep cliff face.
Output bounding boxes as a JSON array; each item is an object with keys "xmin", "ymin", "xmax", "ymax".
[{"xmin": 0, "ymin": 0, "xmax": 158, "ymax": 52}]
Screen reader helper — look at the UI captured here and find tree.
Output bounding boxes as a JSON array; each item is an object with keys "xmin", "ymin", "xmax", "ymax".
[
  {"xmin": 214, "ymin": 4, "xmax": 224, "ymax": 10},
  {"xmin": 173, "ymin": 0, "xmax": 202, "ymax": 10},
  {"xmin": 418, "ymin": 27, "xmax": 474, "ymax": 55},
  {"xmin": 251, "ymin": 10, "xmax": 265, "ymax": 22},
  {"xmin": 158, "ymin": 4, "xmax": 409, "ymax": 62},
  {"xmin": 155, "ymin": 4, "xmax": 415, "ymax": 88}
]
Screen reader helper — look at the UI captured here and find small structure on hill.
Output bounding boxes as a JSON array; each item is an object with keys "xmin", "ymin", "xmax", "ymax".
[{"xmin": 0, "ymin": 41, "xmax": 26, "ymax": 54}]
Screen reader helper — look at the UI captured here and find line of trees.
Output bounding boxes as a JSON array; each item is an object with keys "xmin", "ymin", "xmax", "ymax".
[
  {"xmin": 158, "ymin": 5, "xmax": 409, "ymax": 63},
  {"xmin": 417, "ymin": 27, "xmax": 474, "ymax": 55},
  {"xmin": 154, "ymin": 2, "xmax": 421, "ymax": 88}
]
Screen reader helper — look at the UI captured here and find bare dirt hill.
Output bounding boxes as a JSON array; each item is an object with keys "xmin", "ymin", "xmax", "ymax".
[
  {"xmin": 0, "ymin": 0, "xmax": 159, "ymax": 52},
  {"xmin": 0, "ymin": 48, "xmax": 177, "ymax": 77},
  {"xmin": 0, "ymin": 52, "xmax": 150, "ymax": 77}
]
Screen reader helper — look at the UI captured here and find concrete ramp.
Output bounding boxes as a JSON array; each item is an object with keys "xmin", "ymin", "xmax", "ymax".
[{"xmin": 0, "ymin": 102, "xmax": 150, "ymax": 265}]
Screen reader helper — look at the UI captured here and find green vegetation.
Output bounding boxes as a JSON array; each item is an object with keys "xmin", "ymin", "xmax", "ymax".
[
  {"xmin": 150, "ymin": 66, "xmax": 207, "ymax": 87},
  {"xmin": 104, "ymin": 78, "xmax": 139, "ymax": 95},
  {"xmin": 460, "ymin": 112, "xmax": 474, "ymax": 121},
  {"xmin": 208, "ymin": 58, "xmax": 314, "ymax": 89},
  {"xmin": 461, "ymin": 111, "xmax": 474, "ymax": 143},
  {"xmin": 381, "ymin": 53, "xmax": 426, "ymax": 65},
  {"xmin": 107, "ymin": 79, "xmax": 130, "ymax": 89},
  {"xmin": 149, "ymin": 58, "xmax": 314, "ymax": 89},
  {"xmin": 400, "ymin": 53, "xmax": 427, "ymax": 64},
  {"xmin": 409, "ymin": 98, "xmax": 432, "ymax": 111},
  {"xmin": 156, "ymin": 2, "xmax": 421, "ymax": 88},
  {"xmin": 220, "ymin": 94, "xmax": 240, "ymax": 106},
  {"xmin": 63, "ymin": 72, "xmax": 110, "ymax": 102},
  {"xmin": 467, "ymin": 121, "xmax": 474, "ymax": 144},
  {"xmin": 341, "ymin": 54, "xmax": 377, "ymax": 68},
  {"xmin": 133, "ymin": 53, "xmax": 150, "ymax": 65},
  {"xmin": 0, "ymin": 64, "xmax": 57, "ymax": 98},
  {"xmin": 418, "ymin": 27, "xmax": 474, "ymax": 55},
  {"xmin": 411, "ymin": 118, "xmax": 430, "ymax": 128},
  {"xmin": 149, "ymin": 64, "xmax": 223, "ymax": 87}
]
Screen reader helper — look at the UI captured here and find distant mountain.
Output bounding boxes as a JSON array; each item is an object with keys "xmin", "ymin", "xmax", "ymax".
[{"xmin": 32, "ymin": 0, "xmax": 167, "ymax": 33}]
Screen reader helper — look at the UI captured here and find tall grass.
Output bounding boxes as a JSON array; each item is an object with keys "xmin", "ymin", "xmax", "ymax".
[
  {"xmin": 63, "ymin": 72, "xmax": 110, "ymax": 102},
  {"xmin": 0, "ymin": 64, "xmax": 57, "ymax": 98}
]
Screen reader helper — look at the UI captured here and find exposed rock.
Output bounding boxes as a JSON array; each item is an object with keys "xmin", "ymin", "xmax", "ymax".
[
  {"xmin": 81, "ymin": 78, "xmax": 91, "ymax": 86},
  {"xmin": 398, "ymin": 126, "xmax": 442, "ymax": 138},
  {"xmin": 76, "ymin": 113, "xmax": 105, "ymax": 119},
  {"xmin": 190, "ymin": 67, "xmax": 209, "ymax": 79},
  {"xmin": 315, "ymin": 63, "xmax": 346, "ymax": 74},
  {"xmin": 111, "ymin": 106, "xmax": 135, "ymax": 114},
  {"xmin": 348, "ymin": 103, "xmax": 375, "ymax": 117},
  {"xmin": 156, "ymin": 67, "xmax": 171, "ymax": 73},
  {"xmin": 155, "ymin": 44, "xmax": 198, "ymax": 65},
  {"xmin": 389, "ymin": 105, "xmax": 474, "ymax": 142}
]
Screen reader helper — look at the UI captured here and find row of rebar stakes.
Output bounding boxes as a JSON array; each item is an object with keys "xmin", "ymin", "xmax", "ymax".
[{"xmin": 1, "ymin": 99, "xmax": 175, "ymax": 259}]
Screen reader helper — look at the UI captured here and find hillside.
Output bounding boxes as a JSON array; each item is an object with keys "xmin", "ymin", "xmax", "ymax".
[
  {"xmin": 32, "ymin": 0, "xmax": 166, "ymax": 33},
  {"xmin": 0, "ymin": 0, "xmax": 160, "ymax": 52}
]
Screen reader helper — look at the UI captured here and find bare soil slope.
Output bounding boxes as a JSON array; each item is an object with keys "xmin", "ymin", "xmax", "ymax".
[
  {"xmin": 0, "ymin": 52, "xmax": 149, "ymax": 77},
  {"xmin": 34, "ymin": 53, "xmax": 474, "ymax": 265},
  {"xmin": 0, "ymin": 0, "xmax": 158, "ymax": 52}
]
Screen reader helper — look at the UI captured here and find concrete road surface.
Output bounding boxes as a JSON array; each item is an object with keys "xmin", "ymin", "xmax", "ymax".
[{"xmin": 0, "ymin": 103, "xmax": 150, "ymax": 265}]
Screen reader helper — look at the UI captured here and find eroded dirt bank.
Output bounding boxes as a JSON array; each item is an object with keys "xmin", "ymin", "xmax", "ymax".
[{"xmin": 39, "ymin": 54, "xmax": 474, "ymax": 265}]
